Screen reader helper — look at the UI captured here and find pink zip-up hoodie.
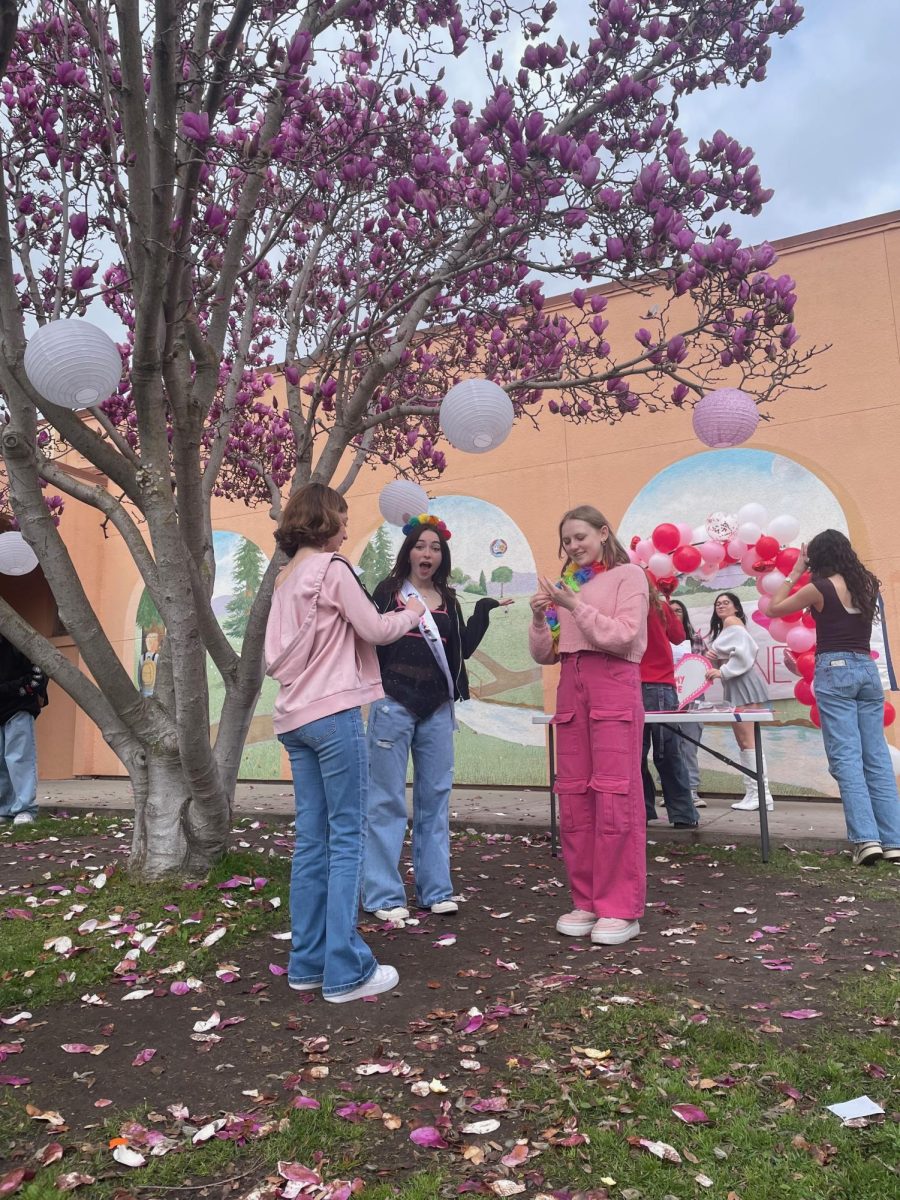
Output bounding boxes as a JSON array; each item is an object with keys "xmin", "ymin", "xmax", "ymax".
[{"xmin": 265, "ymin": 553, "xmax": 419, "ymax": 734}]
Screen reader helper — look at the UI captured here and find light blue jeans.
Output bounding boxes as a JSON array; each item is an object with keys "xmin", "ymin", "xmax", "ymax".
[
  {"xmin": 278, "ymin": 708, "xmax": 378, "ymax": 998},
  {"xmin": 0, "ymin": 712, "xmax": 38, "ymax": 818},
  {"xmin": 362, "ymin": 698, "xmax": 455, "ymax": 912},
  {"xmin": 814, "ymin": 651, "xmax": 900, "ymax": 848}
]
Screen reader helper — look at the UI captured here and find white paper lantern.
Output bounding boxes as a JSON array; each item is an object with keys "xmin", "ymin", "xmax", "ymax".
[
  {"xmin": 439, "ymin": 378, "xmax": 514, "ymax": 454},
  {"xmin": 24, "ymin": 319, "xmax": 122, "ymax": 410},
  {"xmin": 0, "ymin": 531, "xmax": 38, "ymax": 576},
  {"xmin": 692, "ymin": 388, "xmax": 760, "ymax": 448},
  {"xmin": 378, "ymin": 479, "xmax": 429, "ymax": 527}
]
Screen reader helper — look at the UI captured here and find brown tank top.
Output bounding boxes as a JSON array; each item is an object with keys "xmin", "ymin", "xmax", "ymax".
[{"xmin": 811, "ymin": 576, "xmax": 872, "ymax": 654}]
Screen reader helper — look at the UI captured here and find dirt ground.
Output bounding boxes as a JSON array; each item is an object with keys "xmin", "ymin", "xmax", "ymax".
[{"xmin": 2, "ymin": 820, "xmax": 897, "ymax": 1161}]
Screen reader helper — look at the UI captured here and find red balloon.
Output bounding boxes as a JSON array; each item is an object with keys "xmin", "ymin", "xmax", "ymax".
[
  {"xmin": 809, "ymin": 703, "xmax": 821, "ymax": 728},
  {"xmin": 781, "ymin": 609, "xmax": 802, "ymax": 624},
  {"xmin": 796, "ymin": 651, "xmax": 816, "ymax": 682},
  {"xmin": 801, "ymin": 611, "xmax": 817, "ymax": 628},
  {"xmin": 755, "ymin": 534, "xmax": 779, "ymax": 560},
  {"xmin": 793, "ymin": 679, "xmax": 814, "ymax": 706},
  {"xmin": 651, "ymin": 523, "xmax": 681, "ymax": 553},
  {"xmin": 672, "ymin": 544, "xmax": 702, "ymax": 573},
  {"xmin": 775, "ymin": 546, "xmax": 801, "ymax": 574},
  {"xmin": 885, "ymin": 701, "xmax": 896, "ymax": 728}
]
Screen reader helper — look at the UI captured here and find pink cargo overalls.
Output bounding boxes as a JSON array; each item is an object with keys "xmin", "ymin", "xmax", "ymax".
[{"xmin": 552, "ymin": 649, "xmax": 646, "ymax": 919}]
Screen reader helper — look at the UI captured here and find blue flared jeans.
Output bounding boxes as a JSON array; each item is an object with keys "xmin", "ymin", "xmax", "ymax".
[
  {"xmin": 278, "ymin": 708, "xmax": 378, "ymax": 998},
  {"xmin": 641, "ymin": 683, "xmax": 699, "ymax": 825},
  {"xmin": 362, "ymin": 698, "xmax": 455, "ymax": 912},
  {"xmin": 0, "ymin": 712, "xmax": 38, "ymax": 818},
  {"xmin": 814, "ymin": 651, "xmax": 900, "ymax": 848}
]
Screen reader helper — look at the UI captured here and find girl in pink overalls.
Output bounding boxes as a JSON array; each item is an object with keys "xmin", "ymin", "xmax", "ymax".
[{"xmin": 530, "ymin": 505, "xmax": 649, "ymax": 945}]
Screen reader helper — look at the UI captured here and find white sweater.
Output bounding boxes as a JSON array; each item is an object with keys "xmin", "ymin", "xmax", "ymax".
[{"xmin": 710, "ymin": 624, "xmax": 760, "ymax": 680}]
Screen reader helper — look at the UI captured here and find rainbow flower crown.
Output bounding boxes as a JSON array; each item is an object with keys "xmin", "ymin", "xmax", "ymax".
[{"xmin": 402, "ymin": 513, "xmax": 452, "ymax": 540}]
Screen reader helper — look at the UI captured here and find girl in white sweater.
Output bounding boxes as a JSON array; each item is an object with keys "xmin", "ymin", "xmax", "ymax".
[{"xmin": 704, "ymin": 592, "xmax": 773, "ymax": 811}]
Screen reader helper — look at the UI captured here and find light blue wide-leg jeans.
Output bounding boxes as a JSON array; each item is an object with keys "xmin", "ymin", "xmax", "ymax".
[
  {"xmin": 815, "ymin": 651, "xmax": 900, "ymax": 848},
  {"xmin": 363, "ymin": 698, "xmax": 455, "ymax": 911},
  {"xmin": 0, "ymin": 712, "xmax": 38, "ymax": 818},
  {"xmin": 279, "ymin": 708, "xmax": 378, "ymax": 998}
]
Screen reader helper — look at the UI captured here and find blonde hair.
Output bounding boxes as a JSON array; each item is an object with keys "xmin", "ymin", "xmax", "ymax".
[{"xmin": 557, "ymin": 505, "xmax": 630, "ymax": 571}]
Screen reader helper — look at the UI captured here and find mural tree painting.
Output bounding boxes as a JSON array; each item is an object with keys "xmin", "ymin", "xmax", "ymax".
[
  {"xmin": 358, "ymin": 524, "xmax": 395, "ymax": 594},
  {"xmin": 222, "ymin": 539, "xmax": 267, "ymax": 642},
  {"xmin": 491, "ymin": 566, "xmax": 513, "ymax": 598},
  {"xmin": 0, "ymin": 1, "xmax": 814, "ymax": 875}
]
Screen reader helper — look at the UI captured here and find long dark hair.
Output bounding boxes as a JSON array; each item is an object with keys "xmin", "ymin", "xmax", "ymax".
[
  {"xmin": 709, "ymin": 592, "xmax": 747, "ymax": 640},
  {"xmin": 806, "ymin": 529, "xmax": 881, "ymax": 622},
  {"xmin": 669, "ymin": 598, "xmax": 696, "ymax": 643},
  {"xmin": 380, "ymin": 524, "xmax": 454, "ymax": 606}
]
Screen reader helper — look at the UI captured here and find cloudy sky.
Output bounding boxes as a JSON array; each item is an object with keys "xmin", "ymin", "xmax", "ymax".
[{"xmin": 616, "ymin": 1, "xmax": 900, "ymax": 244}]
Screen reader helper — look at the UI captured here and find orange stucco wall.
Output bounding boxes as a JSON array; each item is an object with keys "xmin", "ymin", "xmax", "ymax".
[{"xmin": 25, "ymin": 211, "xmax": 900, "ymax": 779}]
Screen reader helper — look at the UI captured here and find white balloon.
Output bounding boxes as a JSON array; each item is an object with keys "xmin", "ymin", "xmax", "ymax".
[
  {"xmin": 736, "ymin": 502, "xmax": 768, "ymax": 527},
  {"xmin": 888, "ymin": 744, "xmax": 900, "ymax": 776},
  {"xmin": 648, "ymin": 552, "xmax": 674, "ymax": 578},
  {"xmin": 692, "ymin": 524, "xmax": 707, "ymax": 543},
  {"xmin": 767, "ymin": 514, "xmax": 801, "ymax": 545},
  {"xmin": 737, "ymin": 522, "xmax": 762, "ymax": 545},
  {"xmin": 761, "ymin": 570, "xmax": 787, "ymax": 596}
]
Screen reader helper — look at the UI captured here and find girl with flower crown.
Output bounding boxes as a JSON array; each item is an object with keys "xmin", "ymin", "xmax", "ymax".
[
  {"xmin": 529, "ymin": 505, "xmax": 649, "ymax": 946},
  {"xmin": 362, "ymin": 514, "xmax": 512, "ymax": 922}
]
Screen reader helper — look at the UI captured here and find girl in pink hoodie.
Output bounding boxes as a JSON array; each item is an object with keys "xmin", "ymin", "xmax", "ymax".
[{"xmin": 265, "ymin": 483, "xmax": 424, "ymax": 1003}]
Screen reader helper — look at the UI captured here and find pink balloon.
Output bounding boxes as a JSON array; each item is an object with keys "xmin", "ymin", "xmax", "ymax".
[
  {"xmin": 786, "ymin": 625, "xmax": 816, "ymax": 654},
  {"xmin": 635, "ymin": 538, "xmax": 654, "ymax": 563},
  {"xmin": 700, "ymin": 541, "xmax": 725, "ymax": 565},
  {"xmin": 740, "ymin": 549, "xmax": 763, "ymax": 576},
  {"xmin": 751, "ymin": 611, "xmax": 771, "ymax": 628},
  {"xmin": 756, "ymin": 594, "xmax": 772, "ymax": 615},
  {"xmin": 727, "ymin": 537, "xmax": 747, "ymax": 559},
  {"xmin": 768, "ymin": 618, "xmax": 790, "ymax": 643},
  {"xmin": 677, "ymin": 523, "xmax": 694, "ymax": 546},
  {"xmin": 871, "ymin": 650, "xmax": 880, "ymax": 660},
  {"xmin": 627, "ymin": 548, "xmax": 640, "ymax": 565}
]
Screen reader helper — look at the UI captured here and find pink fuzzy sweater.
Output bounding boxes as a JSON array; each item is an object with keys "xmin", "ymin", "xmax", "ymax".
[{"xmin": 529, "ymin": 563, "xmax": 649, "ymax": 664}]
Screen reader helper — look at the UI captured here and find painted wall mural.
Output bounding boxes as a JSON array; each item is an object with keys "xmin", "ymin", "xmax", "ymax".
[
  {"xmin": 619, "ymin": 448, "xmax": 890, "ymax": 798},
  {"xmin": 355, "ymin": 495, "xmax": 546, "ymax": 786},
  {"xmin": 134, "ymin": 530, "xmax": 280, "ymax": 779}
]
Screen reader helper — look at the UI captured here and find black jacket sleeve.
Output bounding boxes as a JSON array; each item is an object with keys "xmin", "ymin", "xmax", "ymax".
[{"xmin": 457, "ymin": 596, "xmax": 500, "ymax": 659}]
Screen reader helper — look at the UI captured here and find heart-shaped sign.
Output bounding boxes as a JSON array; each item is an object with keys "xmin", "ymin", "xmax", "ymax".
[{"xmin": 675, "ymin": 653, "xmax": 713, "ymax": 709}]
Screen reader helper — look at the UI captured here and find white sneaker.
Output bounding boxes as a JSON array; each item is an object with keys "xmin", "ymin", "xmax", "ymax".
[
  {"xmin": 371, "ymin": 907, "xmax": 409, "ymax": 922},
  {"xmin": 591, "ymin": 918, "xmax": 641, "ymax": 945},
  {"xmin": 12, "ymin": 813, "xmax": 36, "ymax": 826},
  {"xmin": 324, "ymin": 964, "xmax": 399, "ymax": 1004},
  {"xmin": 288, "ymin": 979, "xmax": 322, "ymax": 992},
  {"xmin": 430, "ymin": 899, "xmax": 458, "ymax": 914},
  {"xmin": 555, "ymin": 909, "xmax": 596, "ymax": 937},
  {"xmin": 730, "ymin": 795, "xmax": 774, "ymax": 812},
  {"xmin": 691, "ymin": 791, "xmax": 707, "ymax": 808}
]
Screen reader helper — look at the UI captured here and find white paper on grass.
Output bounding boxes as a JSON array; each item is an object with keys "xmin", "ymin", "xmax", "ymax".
[{"xmin": 826, "ymin": 1096, "xmax": 884, "ymax": 1122}]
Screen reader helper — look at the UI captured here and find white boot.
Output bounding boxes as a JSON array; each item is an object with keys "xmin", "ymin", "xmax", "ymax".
[{"xmin": 731, "ymin": 749, "xmax": 774, "ymax": 811}]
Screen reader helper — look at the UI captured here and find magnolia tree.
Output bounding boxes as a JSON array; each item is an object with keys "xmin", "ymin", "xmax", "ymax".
[{"xmin": 0, "ymin": 0, "xmax": 814, "ymax": 875}]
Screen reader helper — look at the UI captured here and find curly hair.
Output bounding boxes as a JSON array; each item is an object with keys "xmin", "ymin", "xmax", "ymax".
[
  {"xmin": 806, "ymin": 530, "xmax": 881, "ymax": 622},
  {"xmin": 274, "ymin": 482, "xmax": 347, "ymax": 558},
  {"xmin": 708, "ymin": 592, "xmax": 747, "ymax": 641}
]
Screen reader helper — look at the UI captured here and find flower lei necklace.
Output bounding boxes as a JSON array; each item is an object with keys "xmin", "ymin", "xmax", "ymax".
[{"xmin": 546, "ymin": 560, "xmax": 606, "ymax": 647}]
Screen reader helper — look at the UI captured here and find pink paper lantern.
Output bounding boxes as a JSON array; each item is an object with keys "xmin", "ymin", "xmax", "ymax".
[{"xmin": 692, "ymin": 388, "xmax": 760, "ymax": 448}]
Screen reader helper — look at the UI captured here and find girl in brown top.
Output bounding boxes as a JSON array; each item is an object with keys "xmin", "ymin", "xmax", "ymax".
[{"xmin": 769, "ymin": 529, "xmax": 899, "ymax": 866}]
